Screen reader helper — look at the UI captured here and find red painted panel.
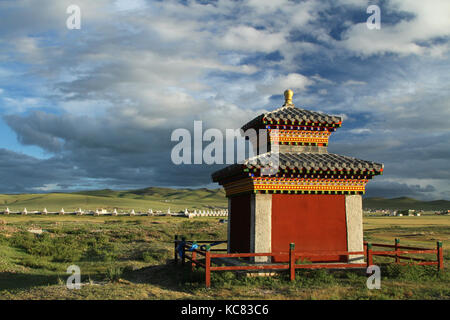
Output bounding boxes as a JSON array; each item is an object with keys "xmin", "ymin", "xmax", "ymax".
[
  {"xmin": 272, "ymin": 194, "xmax": 347, "ymax": 262},
  {"xmin": 229, "ymin": 194, "xmax": 251, "ymax": 253}
]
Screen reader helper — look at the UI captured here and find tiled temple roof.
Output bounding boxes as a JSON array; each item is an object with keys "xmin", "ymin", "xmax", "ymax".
[
  {"xmin": 241, "ymin": 105, "xmax": 342, "ymax": 131},
  {"xmin": 212, "ymin": 152, "xmax": 383, "ymax": 182}
]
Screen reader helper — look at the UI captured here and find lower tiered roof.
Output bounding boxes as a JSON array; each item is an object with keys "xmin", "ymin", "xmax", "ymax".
[{"xmin": 212, "ymin": 152, "xmax": 383, "ymax": 183}]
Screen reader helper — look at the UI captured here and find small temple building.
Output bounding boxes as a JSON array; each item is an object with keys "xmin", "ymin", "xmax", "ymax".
[{"xmin": 212, "ymin": 90, "xmax": 383, "ymax": 263}]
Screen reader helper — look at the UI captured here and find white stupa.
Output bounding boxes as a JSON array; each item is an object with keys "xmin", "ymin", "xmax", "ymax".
[
  {"xmin": 22, "ymin": 208, "xmax": 28, "ymax": 215},
  {"xmin": 42, "ymin": 208, "xmax": 48, "ymax": 215},
  {"xmin": 4, "ymin": 207, "xmax": 10, "ymax": 215},
  {"xmin": 59, "ymin": 208, "xmax": 65, "ymax": 215},
  {"xmin": 130, "ymin": 209, "xmax": 135, "ymax": 216}
]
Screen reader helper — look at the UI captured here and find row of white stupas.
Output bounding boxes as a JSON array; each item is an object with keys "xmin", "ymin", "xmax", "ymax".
[
  {"xmin": 1, "ymin": 207, "xmax": 228, "ymax": 217},
  {"xmin": 186, "ymin": 209, "xmax": 228, "ymax": 218}
]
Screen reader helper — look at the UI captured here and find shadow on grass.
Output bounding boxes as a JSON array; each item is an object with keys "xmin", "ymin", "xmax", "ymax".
[
  {"xmin": 122, "ymin": 259, "xmax": 449, "ymax": 295},
  {"xmin": 121, "ymin": 260, "xmax": 353, "ymax": 292},
  {"xmin": 0, "ymin": 272, "xmax": 61, "ymax": 291},
  {"xmin": 122, "ymin": 261, "xmax": 205, "ymax": 292}
]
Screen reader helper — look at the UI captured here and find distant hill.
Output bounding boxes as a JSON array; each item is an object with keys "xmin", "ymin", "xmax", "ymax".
[
  {"xmin": 0, "ymin": 187, "xmax": 227, "ymax": 212},
  {"xmin": 0, "ymin": 187, "xmax": 448, "ymax": 212},
  {"xmin": 363, "ymin": 197, "xmax": 450, "ymax": 211}
]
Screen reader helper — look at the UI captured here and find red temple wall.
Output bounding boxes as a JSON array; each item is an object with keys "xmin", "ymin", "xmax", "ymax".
[
  {"xmin": 271, "ymin": 194, "xmax": 348, "ymax": 262},
  {"xmin": 229, "ymin": 194, "xmax": 252, "ymax": 253}
]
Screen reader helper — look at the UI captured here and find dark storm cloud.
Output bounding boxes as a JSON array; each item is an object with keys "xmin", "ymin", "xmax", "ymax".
[
  {"xmin": 0, "ymin": 1, "xmax": 449, "ymax": 199},
  {"xmin": 2, "ymin": 110, "xmax": 229, "ymax": 190},
  {"xmin": 0, "ymin": 148, "xmax": 79, "ymax": 193},
  {"xmin": 365, "ymin": 181, "xmax": 436, "ymax": 200}
]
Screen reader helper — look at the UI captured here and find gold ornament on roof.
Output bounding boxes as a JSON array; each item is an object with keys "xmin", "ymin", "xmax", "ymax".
[{"xmin": 284, "ymin": 89, "xmax": 294, "ymax": 106}]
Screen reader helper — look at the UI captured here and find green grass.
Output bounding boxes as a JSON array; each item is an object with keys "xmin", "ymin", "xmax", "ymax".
[
  {"xmin": 0, "ymin": 215, "xmax": 449, "ymax": 300},
  {"xmin": 2, "ymin": 187, "xmax": 448, "ymax": 213},
  {"xmin": 0, "ymin": 187, "xmax": 227, "ymax": 212}
]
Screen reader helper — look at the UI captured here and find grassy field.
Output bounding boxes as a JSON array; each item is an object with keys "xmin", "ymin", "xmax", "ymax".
[
  {"xmin": 363, "ymin": 197, "xmax": 450, "ymax": 211},
  {"xmin": 0, "ymin": 187, "xmax": 227, "ymax": 212},
  {"xmin": 1, "ymin": 187, "xmax": 449, "ymax": 213},
  {"xmin": 0, "ymin": 214, "xmax": 449, "ymax": 300}
]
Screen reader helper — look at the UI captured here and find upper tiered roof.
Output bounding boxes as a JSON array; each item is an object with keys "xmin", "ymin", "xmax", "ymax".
[{"xmin": 242, "ymin": 90, "xmax": 342, "ymax": 131}]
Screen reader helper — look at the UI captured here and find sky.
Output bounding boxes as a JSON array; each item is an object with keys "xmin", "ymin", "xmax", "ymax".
[{"xmin": 0, "ymin": 0, "xmax": 449, "ymax": 200}]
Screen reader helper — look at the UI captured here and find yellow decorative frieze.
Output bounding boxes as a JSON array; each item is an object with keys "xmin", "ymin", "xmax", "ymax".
[
  {"xmin": 269, "ymin": 129, "xmax": 330, "ymax": 145},
  {"xmin": 224, "ymin": 177, "xmax": 368, "ymax": 196}
]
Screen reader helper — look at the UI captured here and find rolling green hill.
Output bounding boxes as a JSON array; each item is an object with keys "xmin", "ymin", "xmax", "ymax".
[
  {"xmin": 363, "ymin": 197, "xmax": 450, "ymax": 211},
  {"xmin": 0, "ymin": 187, "xmax": 448, "ymax": 212},
  {"xmin": 0, "ymin": 187, "xmax": 227, "ymax": 212}
]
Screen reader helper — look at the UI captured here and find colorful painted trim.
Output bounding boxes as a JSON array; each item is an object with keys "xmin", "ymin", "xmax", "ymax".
[
  {"xmin": 269, "ymin": 129, "xmax": 331, "ymax": 145},
  {"xmin": 224, "ymin": 177, "xmax": 369, "ymax": 196}
]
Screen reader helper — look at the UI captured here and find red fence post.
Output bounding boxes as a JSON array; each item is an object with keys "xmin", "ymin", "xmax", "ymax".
[
  {"xmin": 366, "ymin": 242, "xmax": 373, "ymax": 267},
  {"xmin": 205, "ymin": 244, "xmax": 211, "ymax": 288},
  {"xmin": 192, "ymin": 250, "xmax": 197, "ymax": 272},
  {"xmin": 437, "ymin": 241, "xmax": 444, "ymax": 271},
  {"xmin": 395, "ymin": 238, "xmax": 400, "ymax": 264},
  {"xmin": 289, "ymin": 243, "xmax": 295, "ymax": 281},
  {"xmin": 174, "ymin": 235, "xmax": 179, "ymax": 264}
]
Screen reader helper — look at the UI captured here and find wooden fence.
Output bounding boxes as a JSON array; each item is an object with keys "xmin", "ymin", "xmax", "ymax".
[
  {"xmin": 364, "ymin": 239, "xmax": 444, "ymax": 271},
  {"xmin": 174, "ymin": 236, "xmax": 444, "ymax": 288}
]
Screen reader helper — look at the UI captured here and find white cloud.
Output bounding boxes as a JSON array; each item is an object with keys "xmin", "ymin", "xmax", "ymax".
[
  {"xmin": 114, "ymin": 0, "xmax": 147, "ymax": 11},
  {"xmin": 0, "ymin": 0, "xmax": 449, "ymax": 199},
  {"xmin": 349, "ymin": 128, "xmax": 371, "ymax": 134},
  {"xmin": 341, "ymin": 0, "xmax": 450, "ymax": 56},
  {"xmin": 257, "ymin": 73, "xmax": 313, "ymax": 96},
  {"xmin": 1, "ymin": 96, "xmax": 42, "ymax": 113},
  {"xmin": 218, "ymin": 25, "xmax": 286, "ymax": 53},
  {"xmin": 32, "ymin": 183, "xmax": 59, "ymax": 191},
  {"xmin": 343, "ymin": 80, "xmax": 367, "ymax": 86}
]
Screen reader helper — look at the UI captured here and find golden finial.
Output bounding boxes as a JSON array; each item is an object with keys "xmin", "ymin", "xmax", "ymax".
[{"xmin": 284, "ymin": 89, "xmax": 294, "ymax": 106}]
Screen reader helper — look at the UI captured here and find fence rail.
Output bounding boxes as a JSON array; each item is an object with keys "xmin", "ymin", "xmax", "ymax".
[
  {"xmin": 364, "ymin": 239, "xmax": 444, "ymax": 271},
  {"xmin": 174, "ymin": 235, "xmax": 444, "ymax": 288}
]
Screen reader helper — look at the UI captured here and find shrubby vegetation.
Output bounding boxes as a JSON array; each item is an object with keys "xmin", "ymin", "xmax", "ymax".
[{"xmin": 0, "ymin": 215, "xmax": 448, "ymax": 299}]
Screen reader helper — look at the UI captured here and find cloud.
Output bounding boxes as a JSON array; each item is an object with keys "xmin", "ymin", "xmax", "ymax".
[
  {"xmin": 256, "ymin": 73, "xmax": 313, "ymax": 97},
  {"xmin": 218, "ymin": 26, "xmax": 286, "ymax": 53},
  {"xmin": 365, "ymin": 180, "xmax": 437, "ymax": 200},
  {"xmin": 0, "ymin": 0, "xmax": 449, "ymax": 200},
  {"xmin": 341, "ymin": 0, "xmax": 450, "ymax": 56},
  {"xmin": 343, "ymin": 80, "xmax": 367, "ymax": 86}
]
